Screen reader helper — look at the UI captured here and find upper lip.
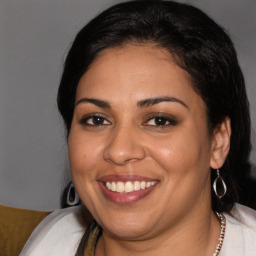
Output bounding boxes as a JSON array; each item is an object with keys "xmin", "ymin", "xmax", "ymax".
[{"xmin": 97, "ymin": 174, "xmax": 158, "ymax": 183}]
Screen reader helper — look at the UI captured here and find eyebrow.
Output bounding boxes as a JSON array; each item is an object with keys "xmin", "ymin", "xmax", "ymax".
[
  {"xmin": 75, "ymin": 98, "xmax": 111, "ymax": 108},
  {"xmin": 137, "ymin": 96, "xmax": 189, "ymax": 109},
  {"xmin": 75, "ymin": 96, "xmax": 188, "ymax": 109}
]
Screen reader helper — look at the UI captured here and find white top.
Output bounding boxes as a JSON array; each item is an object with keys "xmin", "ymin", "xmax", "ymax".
[
  {"xmin": 220, "ymin": 204, "xmax": 256, "ymax": 256},
  {"xmin": 20, "ymin": 204, "xmax": 256, "ymax": 256},
  {"xmin": 20, "ymin": 206, "xmax": 86, "ymax": 256}
]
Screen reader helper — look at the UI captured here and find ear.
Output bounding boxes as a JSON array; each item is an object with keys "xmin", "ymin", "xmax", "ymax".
[{"xmin": 210, "ymin": 117, "xmax": 231, "ymax": 169}]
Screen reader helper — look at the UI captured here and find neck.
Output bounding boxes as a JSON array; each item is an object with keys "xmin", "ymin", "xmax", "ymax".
[{"xmin": 95, "ymin": 208, "xmax": 221, "ymax": 256}]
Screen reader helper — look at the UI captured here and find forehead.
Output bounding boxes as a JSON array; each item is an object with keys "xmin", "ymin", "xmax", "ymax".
[{"xmin": 76, "ymin": 44, "xmax": 202, "ymax": 109}]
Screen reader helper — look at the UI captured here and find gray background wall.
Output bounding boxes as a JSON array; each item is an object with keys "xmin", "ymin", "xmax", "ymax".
[{"xmin": 0, "ymin": 0, "xmax": 255, "ymax": 211}]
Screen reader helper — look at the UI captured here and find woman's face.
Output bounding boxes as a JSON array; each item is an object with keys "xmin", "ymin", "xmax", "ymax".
[{"xmin": 68, "ymin": 45, "xmax": 215, "ymax": 239}]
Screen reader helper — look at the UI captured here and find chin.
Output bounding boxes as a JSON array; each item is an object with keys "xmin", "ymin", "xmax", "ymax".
[
  {"xmin": 97, "ymin": 211, "xmax": 156, "ymax": 239},
  {"xmin": 104, "ymin": 223, "xmax": 153, "ymax": 240}
]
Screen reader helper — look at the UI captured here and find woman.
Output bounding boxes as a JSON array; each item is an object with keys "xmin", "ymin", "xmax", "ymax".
[{"xmin": 20, "ymin": 0, "xmax": 256, "ymax": 255}]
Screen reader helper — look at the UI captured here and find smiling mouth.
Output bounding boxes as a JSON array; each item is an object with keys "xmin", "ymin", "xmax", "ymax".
[
  {"xmin": 98, "ymin": 175, "xmax": 158, "ymax": 204},
  {"xmin": 105, "ymin": 181, "xmax": 157, "ymax": 193}
]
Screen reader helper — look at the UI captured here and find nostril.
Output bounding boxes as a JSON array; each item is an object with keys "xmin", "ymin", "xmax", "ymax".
[
  {"xmin": 102, "ymin": 128, "xmax": 146, "ymax": 165},
  {"xmin": 103, "ymin": 141, "xmax": 146, "ymax": 165}
]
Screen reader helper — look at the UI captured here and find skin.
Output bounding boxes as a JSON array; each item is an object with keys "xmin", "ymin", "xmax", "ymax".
[{"xmin": 68, "ymin": 44, "xmax": 231, "ymax": 256}]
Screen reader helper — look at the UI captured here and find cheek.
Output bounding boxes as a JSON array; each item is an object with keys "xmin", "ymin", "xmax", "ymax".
[
  {"xmin": 148, "ymin": 126, "xmax": 211, "ymax": 177},
  {"xmin": 68, "ymin": 129, "xmax": 103, "ymax": 212},
  {"xmin": 68, "ymin": 129, "xmax": 101, "ymax": 177}
]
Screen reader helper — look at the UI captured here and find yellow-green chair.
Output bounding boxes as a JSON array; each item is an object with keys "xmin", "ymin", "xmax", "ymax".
[{"xmin": 0, "ymin": 204, "xmax": 51, "ymax": 256}]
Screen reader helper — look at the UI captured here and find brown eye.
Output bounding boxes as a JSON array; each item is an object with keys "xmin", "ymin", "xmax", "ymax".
[
  {"xmin": 79, "ymin": 115, "xmax": 111, "ymax": 126},
  {"xmin": 90, "ymin": 116, "xmax": 105, "ymax": 125},
  {"xmin": 144, "ymin": 115, "xmax": 178, "ymax": 127},
  {"xmin": 153, "ymin": 117, "xmax": 168, "ymax": 126}
]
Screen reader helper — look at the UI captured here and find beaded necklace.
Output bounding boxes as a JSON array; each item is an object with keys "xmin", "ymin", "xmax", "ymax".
[{"xmin": 213, "ymin": 213, "xmax": 226, "ymax": 256}]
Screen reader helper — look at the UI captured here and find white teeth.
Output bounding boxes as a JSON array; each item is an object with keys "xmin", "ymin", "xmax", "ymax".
[
  {"xmin": 111, "ymin": 182, "xmax": 116, "ymax": 192},
  {"xmin": 133, "ymin": 181, "xmax": 141, "ymax": 191},
  {"xmin": 105, "ymin": 180, "xmax": 156, "ymax": 193},
  {"xmin": 116, "ymin": 182, "xmax": 124, "ymax": 193},
  {"xmin": 146, "ymin": 182, "xmax": 151, "ymax": 188},
  {"xmin": 140, "ymin": 181, "xmax": 146, "ymax": 189},
  {"xmin": 124, "ymin": 181, "xmax": 133, "ymax": 193},
  {"xmin": 106, "ymin": 182, "xmax": 111, "ymax": 190}
]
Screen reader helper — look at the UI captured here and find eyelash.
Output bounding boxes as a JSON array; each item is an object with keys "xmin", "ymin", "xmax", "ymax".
[
  {"xmin": 79, "ymin": 114, "xmax": 178, "ymax": 128},
  {"xmin": 144, "ymin": 115, "xmax": 178, "ymax": 127},
  {"xmin": 79, "ymin": 114, "xmax": 111, "ymax": 127}
]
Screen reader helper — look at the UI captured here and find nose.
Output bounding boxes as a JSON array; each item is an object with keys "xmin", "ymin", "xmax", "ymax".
[{"xmin": 103, "ymin": 125, "xmax": 146, "ymax": 165}]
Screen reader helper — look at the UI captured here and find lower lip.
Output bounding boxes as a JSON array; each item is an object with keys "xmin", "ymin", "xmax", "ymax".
[{"xmin": 98, "ymin": 182, "xmax": 158, "ymax": 204}]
